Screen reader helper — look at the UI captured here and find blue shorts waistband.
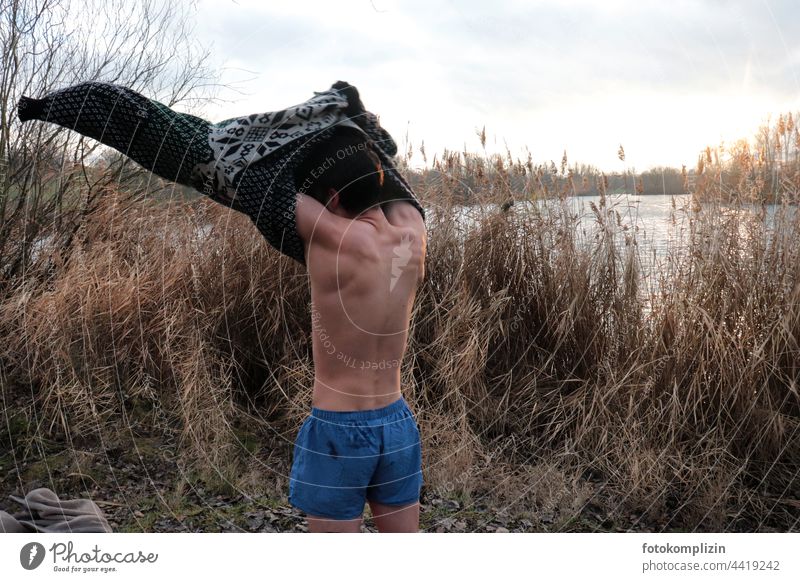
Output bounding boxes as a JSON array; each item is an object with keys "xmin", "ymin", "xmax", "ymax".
[{"xmin": 311, "ymin": 396, "xmax": 408, "ymax": 422}]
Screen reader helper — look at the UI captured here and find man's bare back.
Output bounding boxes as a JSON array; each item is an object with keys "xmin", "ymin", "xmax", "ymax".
[
  {"xmin": 288, "ymin": 123, "xmax": 427, "ymax": 532},
  {"xmin": 300, "ymin": 196, "xmax": 426, "ymax": 411}
]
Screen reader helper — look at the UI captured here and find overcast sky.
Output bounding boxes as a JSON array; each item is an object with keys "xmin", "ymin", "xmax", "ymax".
[{"xmin": 190, "ymin": 0, "xmax": 800, "ymax": 172}]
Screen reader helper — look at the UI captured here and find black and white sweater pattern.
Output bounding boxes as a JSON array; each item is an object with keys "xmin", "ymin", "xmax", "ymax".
[{"xmin": 17, "ymin": 81, "xmax": 424, "ymax": 265}]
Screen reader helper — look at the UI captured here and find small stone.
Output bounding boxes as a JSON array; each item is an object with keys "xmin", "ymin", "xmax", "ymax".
[{"xmin": 495, "ymin": 527, "xmax": 509, "ymax": 533}]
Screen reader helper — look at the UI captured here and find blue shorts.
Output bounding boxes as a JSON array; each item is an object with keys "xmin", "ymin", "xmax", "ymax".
[{"xmin": 288, "ymin": 396, "xmax": 423, "ymax": 520}]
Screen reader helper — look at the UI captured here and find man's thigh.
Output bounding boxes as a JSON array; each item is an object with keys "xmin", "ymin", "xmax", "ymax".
[{"xmin": 368, "ymin": 499, "xmax": 419, "ymax": 533}]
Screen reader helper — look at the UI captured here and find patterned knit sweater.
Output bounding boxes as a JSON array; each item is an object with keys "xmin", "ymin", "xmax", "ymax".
[{"xmin": 17, "ymin": 81, "xmax": 424, "ymax": 265}]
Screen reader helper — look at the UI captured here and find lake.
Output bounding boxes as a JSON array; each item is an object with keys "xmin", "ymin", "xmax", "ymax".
[{"xmin": 428, "ymin": 193, "xmax": 795, "ymax": 310}]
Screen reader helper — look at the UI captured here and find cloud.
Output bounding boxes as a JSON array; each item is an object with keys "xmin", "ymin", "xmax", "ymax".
[{"xmin": 192, "ymin": 0, "xmax": 800, "ymax": 170}]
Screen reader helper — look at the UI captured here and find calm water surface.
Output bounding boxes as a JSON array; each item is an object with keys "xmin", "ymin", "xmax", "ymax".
[{"xmin": 433, "ymin": 193, "xmax": 795, "ymax": 310}]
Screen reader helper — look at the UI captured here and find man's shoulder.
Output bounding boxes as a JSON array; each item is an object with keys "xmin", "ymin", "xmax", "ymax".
[{"xmin": 383, "ymin": 201, "xmax": 426, "ymax": 233}]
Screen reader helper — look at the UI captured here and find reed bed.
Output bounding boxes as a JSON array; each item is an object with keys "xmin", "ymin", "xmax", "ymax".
[{"xmin": 1, "ymin": 159, "xmax": 798, "ymax": 531}]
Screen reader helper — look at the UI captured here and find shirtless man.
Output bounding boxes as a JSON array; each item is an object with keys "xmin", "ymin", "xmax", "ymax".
[{"xmin": 290, "ymin": 128, "xmax": 427, "ymax": 533}]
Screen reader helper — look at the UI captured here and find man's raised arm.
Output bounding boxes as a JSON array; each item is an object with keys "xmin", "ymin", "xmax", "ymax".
[{"xmin": 295, "ymin": 193, "xmax": 348, "ymax": 249}]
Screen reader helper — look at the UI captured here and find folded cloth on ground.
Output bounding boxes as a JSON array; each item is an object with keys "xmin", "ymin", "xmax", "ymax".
[
  {"xmin": 0, "ymin": 509, "xmax": 29, "ymax": 533},
  {"xmin": 17, "ymin": 80, "xmax": 424, "ymax": 265},
  {"xmin": 1, "ymin": 487, "xmax": 112, "ymax": 533}
]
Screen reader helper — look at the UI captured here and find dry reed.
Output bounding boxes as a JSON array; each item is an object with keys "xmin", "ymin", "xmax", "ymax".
[{"xmin": 1, "ymin": 155, "xmax": 798, "ymax": 531}]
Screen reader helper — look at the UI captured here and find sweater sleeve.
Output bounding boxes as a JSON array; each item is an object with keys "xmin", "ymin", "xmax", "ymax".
[{"xmin": 17, "ymin": 81, "xmax": 214, "ymax": 190}]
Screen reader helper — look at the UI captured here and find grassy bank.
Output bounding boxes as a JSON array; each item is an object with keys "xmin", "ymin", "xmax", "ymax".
[{"xmin": 1, "ymin": 182, "xmax": 798, "ymax": 532}]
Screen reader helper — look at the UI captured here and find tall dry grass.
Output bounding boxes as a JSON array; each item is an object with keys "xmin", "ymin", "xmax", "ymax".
[{"xmin": 1, "ymin": 155, "xmax": 799, "ymax": 531}]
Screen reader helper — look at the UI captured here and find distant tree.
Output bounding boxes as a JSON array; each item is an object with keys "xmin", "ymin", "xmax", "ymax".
[
  {"xmin": 638, "ymin": 167, "xmax": 686, "ymax": 195},
  {"xmin": 694, "ymin": 112, "xmax": 800, "ymax": 203}
]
